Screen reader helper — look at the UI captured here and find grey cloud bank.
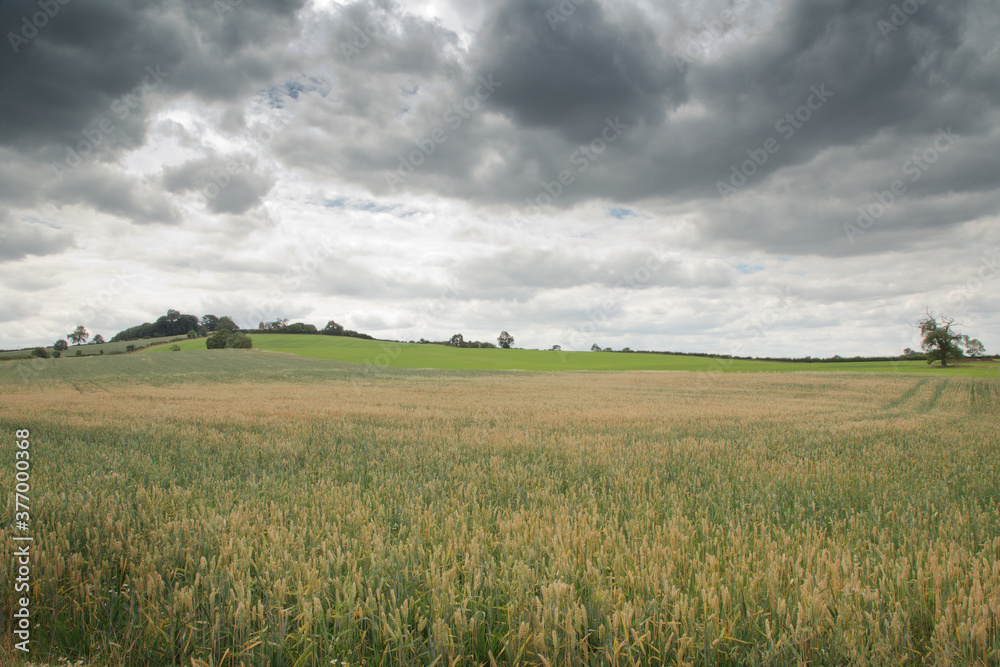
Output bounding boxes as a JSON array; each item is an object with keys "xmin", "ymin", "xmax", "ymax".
[{"xmin": 1, "ymin": 0, "xmax": 999, "ymax": 356}]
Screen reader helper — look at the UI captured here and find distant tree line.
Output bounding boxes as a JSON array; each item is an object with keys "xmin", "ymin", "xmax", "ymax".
[
  {"xmin": 584, "ymin": 348, "xmax": 998, "ymax": 363},
  {"xmin": 318, "ymin": 320, "xmax": 375, "ymax": 340},
  {"xmin": 257, "ymin": 318, "xmax": 317, "ymax": 334},
  {"xmin": 249, "ymin": 319, "xmax": 375, "ymax": 340},
  {"xmin": 411, "ymin": 333, "xmax": 496, "ymax": 348},
  {"xmin": 111, "ymin": 310, "xmax": 238, "ymax": 342}
]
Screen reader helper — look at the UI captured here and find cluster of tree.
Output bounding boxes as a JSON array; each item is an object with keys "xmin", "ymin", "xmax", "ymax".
[
  {"xmin": 255, "ymin": 318, "xmax": 310, "ymax": 333},
  {"xmin": 200, "ymin": 314, "xmax": 239, "ymax": 332},
  {"xmin": 206, "ymin": 330, "xmax": 253, "ymax": 349},
  {"xmin": 108, "ymin": 310, "xmax": 377, "ymax": 344},
  {"xmin": 418, "ymin": 332, "xmax": 516, "ymax": 348},
  {"xmin": 111, "ymin": 310, "xmax": 238, "ymax": 342},
  {"xmin": 248, "ymin": 319, "xmax": 374, "ymax": 339},
  {"xmin": 257, "ymin": 319, "xmax": 319, "ymax": 334},
  {"xmin": 435, "ymin": 333, "xmax": 496, "ymax": 348}
]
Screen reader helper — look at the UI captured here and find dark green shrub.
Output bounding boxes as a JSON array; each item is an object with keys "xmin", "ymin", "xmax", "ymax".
[
  {"xmin": 206, "ymin": 331, "xmax": 229, "ymax": 349},
  {"xmin": 227, "ymin": 333, "xmax": 253, "ymax": 349},
  {"xmin": 31, "ymin": 347, "xmax": 51, "ymax": 359},
  {"xmin": 170, "ymin": 344, "xmax": 181, "ymax": 351},
  {"xmin": 126, "ymin": 344, "xmax": 136, "ymax": 352}
]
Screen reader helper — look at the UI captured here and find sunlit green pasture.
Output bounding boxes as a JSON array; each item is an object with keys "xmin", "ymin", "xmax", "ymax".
[{"xmin": 143, "ymin": 333, "xmax": 1000, "ymax": 376}]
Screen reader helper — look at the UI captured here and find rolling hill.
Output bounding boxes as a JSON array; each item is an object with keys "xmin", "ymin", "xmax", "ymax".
[{"xmin": 141, "ymin": 333, "xmax": 1000, "ymax": 376}]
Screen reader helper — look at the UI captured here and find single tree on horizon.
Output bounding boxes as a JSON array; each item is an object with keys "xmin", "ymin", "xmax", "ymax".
[
  {"xmin": 68, "ymin": 325, "xmax": 89, "ymax": 346},
  {"xmin": 497, "ymin": 331, "xmax": 514, "ymax": 349},
  {"xmin": 916, "ymin": 311, "xmax": 985, "ymax": 367}
]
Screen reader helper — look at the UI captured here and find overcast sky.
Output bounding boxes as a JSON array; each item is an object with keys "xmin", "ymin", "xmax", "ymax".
[{"xmin": 2, "ymin": 0, "xmax": 998, "ymax": 357}]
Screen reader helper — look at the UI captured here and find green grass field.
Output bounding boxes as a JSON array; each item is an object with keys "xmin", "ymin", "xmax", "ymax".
[{"xmin": 142, "ymin": 333, "xmax": 1000, "ymax": 376}]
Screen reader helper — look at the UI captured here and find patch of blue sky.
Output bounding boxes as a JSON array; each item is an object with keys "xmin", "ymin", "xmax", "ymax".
[{"xmin": 607, "ymin": 207, "xmax": 636, "ymax": 220}]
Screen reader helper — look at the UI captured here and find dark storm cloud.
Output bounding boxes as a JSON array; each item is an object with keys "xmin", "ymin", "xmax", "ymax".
[
  {"xmin": 275, "ymin": 0, "xmax": 682, "ymax": 203},
  {"xmin": 507, "ymin": 0, "xmax": 1000, "ymax": 208},
  {"xmin": 664, "ymin": 0, "xmax": 997, "ymax": 194},
  {"xmin": 269, "ymin": 1, "xmax": 476, "ymax": 190},
  {"xmin": 470, "ymin": 0, "xmax": 684, "ymax": 140},
  {"xmin": 2, "ymin": 0, "xmax": 998, "ymax": 256},
  {"xmin": 272, "ymin": 0, "xmax": 999, "ymax": 257},
  {"xmin": 0, "ymin": 0, "xmax": 305, "ymax": 228},
  {"xmin": 162, "ymin": 154, "xmax": 276, "ymax": 215},
  {"xmin": 0, "ymin": 0, "xmax": 306, "ymax": 151},
  {"xmin": 329, "ymin": 0, "xmax": 464, "ymax": 77},
  {"xmin": 0, "ymin": 152, "xmax": 41, "ymax": 207}
]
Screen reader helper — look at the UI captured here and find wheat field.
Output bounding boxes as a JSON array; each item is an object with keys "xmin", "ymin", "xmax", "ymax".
[{"xmin": 2, "ymin": 370, "xmax": 999, "ymax": 666}]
